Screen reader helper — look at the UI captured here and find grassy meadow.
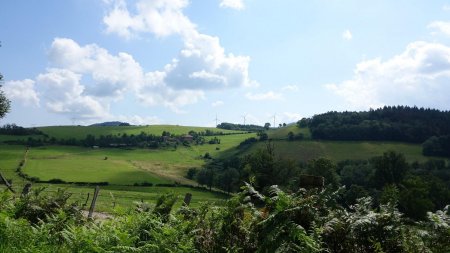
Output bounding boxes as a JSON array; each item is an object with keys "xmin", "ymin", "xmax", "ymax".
[
  {"xmin": 20, "ymin": 132, "xmax": 255, "ymax": 185},
  {"xmin": 246, "ymin": 140, "xmax": 433, "ymax": 163}
]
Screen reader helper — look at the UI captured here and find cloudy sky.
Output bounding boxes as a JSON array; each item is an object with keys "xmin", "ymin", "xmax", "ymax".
[{"xmin": 1, "ymin": 0, "xmax": 450, "ymax": 127}]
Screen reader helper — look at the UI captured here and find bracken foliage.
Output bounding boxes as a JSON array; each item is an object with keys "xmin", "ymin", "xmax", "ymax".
[{"xmin": 0, "ymin": 183, "xmax": 449, "ymax": 252}]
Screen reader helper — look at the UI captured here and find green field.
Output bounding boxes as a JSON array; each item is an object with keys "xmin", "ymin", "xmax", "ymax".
[
  {"xmin": 246, "ymin": 140, "xmax": 438, "ymax": 163},
  {"xmin": 20, "ymin": 132, "xmax": 254, "ymax": 185},
  {"xmin": 0, "ymin": 145, "xmax": 26, "ymax": 182}
]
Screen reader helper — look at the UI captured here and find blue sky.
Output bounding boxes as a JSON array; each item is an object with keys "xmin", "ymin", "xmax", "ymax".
[{"xmin": 1, "ymin": 0, "xmax": 450, "ymax": 127}]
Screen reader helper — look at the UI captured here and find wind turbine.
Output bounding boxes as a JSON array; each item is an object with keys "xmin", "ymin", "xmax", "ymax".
[
  {"xmin": 213, "ymin": 114, "xmax": 220, "ymax": 127},
  {"xmin": 241, "ymin": 114, "xmax": 248, "ymax": 125},
  {"xmin": 271, "ymin": 113, "xmax": 276, "ymax": 128}
]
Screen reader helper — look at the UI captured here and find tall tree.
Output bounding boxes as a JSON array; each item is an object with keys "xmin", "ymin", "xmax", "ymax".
[{"xmin": 0, "ymin": 73, "xmax": 11, "ymax": 119}]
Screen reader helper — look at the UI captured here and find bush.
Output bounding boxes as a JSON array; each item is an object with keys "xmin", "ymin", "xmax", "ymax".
[{"xmin": 47, "ymin": 178, "xmax": 66, "ymax": 184}]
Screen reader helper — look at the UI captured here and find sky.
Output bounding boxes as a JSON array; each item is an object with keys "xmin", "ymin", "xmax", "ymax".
[{"xmin": 1, "ymin": 0, "xmax": 450, "ymax": 127}]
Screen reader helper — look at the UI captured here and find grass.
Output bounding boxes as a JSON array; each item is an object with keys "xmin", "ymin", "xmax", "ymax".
[
  {"xmin": 0, "ymin": 145, "xmax": 27, "ymax": 183},
  {"xmin": 39, "ymin": 184, "xmax": 229, "ymax": 212},
  {"xmin": 246, "ymin": 140, "xmax": 437, "ymax": 163}
]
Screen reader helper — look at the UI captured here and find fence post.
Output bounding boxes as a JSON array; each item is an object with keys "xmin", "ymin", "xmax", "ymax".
[
  {"xmin": 83, "ymin": 192, "xmax": 90, "ymax": 207},
  {"xmin": 183, "ymin": 193, "xmax": 192, "ymax": 206},
  {"xmin": 88, "ymin": 186, "xmax": 100, "ymax": 219},
  {"xmin": 0, "ymin": 171, "xmax": 15, "ymax": 193}
]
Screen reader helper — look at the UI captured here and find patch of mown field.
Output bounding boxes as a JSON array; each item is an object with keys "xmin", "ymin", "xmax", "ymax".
[
  {"xmin": 267, "ymin": 125, "xmax": 311, "ymax": 140},
  {"xmin": 37, "ymin": 125, "xmax": 246, "ymax": 140},
  {"xmin": 246, "ymin": 140, "xmax": 436, "ymax": 163}
]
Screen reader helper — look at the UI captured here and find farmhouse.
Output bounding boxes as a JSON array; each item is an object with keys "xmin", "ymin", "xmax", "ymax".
[{"xmin": 181, "ymin": 134, "xmax": 194, "ymax": 142}]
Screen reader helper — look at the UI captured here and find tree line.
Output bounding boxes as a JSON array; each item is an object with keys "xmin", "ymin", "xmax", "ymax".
[
  {"xmin": 3, "ymin": 129, "xmax": 229, "ymax": 149},
  {"xmin": 217, "ymin": 122, "xmax": 266, "ymax": 132},
  {"xmin": 0, "ymin": 124, "xmax": 44, "ymax": 136}
]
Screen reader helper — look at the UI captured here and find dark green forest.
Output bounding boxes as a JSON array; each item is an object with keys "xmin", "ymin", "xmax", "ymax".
[{"xmin": 298, "ymin": 106, "xmax": 450, "ymax": 157}]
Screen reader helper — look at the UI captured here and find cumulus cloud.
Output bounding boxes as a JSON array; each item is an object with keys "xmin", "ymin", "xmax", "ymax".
[
  {"xmin": 48, "ymin": 38, "xmax": 143, "ymax": 98},
  {"xmin": 326, "ymin": 41, "xmax": 450, "ymax": 110},
  {"xmin": 246, "ymin": 91, "xmax": 282, "ymax": 101},
  {"xmin": 220, "ymin": 0, "xmax": 245, "ymax": 10},
  {"xmin": 103, "ymin": 0, "xmax": 255, "ymax": 92},
  {"xmin": 211, "ymin": 100, "xmax": 224, "ymax": 107},
  {"xmin": 3, "ymin": 79, "xmax": 40, "ymax": 106},
  {"xmin": 37, "ymin": 37, "xmax": 206, "ymax": 117},
  {"xmin": 36, "ymin": 68, "xmax": 109, "ymax": 119},
  {"xmin": 342, "ymin": 29, "xmax": 352, "ymax": 40},
  {"xmin": 103, "ymin": 0, "xmax": 195, "ymax": 39},
  {"xmin": 428, "ymin": 21, "xmax": 450, "ymax": 36}
]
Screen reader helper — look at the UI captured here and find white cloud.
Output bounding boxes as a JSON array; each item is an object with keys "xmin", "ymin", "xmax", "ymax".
[
  {"xmin": 103, "ymin": 0, "xmax": 195, "ymax": 39},
  {"xmin": 443, "ymin": 4, "xmax": 450, "ymax": 11},
  {"xmin": 3, "ymin": 79, "xmax": 40, "ymax": 106},
  {"xmin": 220, "ymin": 0, "xmax": 245, "ymax": 10},
  {"xmin": 428, "ymin": 21, "xmax": 450, "ymax": 36},
  {"xmin": 36, "ymin": 68, "xmax": 109, "ymax": 119},
  {"xmin": 46, "ymin": 37, "xmax": 207, "ymax": 115},
  {"xmin": 342, "ymin": 29, "xmax": 352, "ymax": 40},
  {"xmin": 326, "ymin": 41, "xmax": 450, "ymax": 110},
  {"xmin": 103, "ymin": 0, "xmax": 255, "ymax": 91},
  {"xmin": 48, "ymin": 38, "xmax": 143, "ymax": 98},
  {"xmin": 136, "ymin": 70, "xmax": 206, "ymax": 113},
  {"xmin": 246, "ymin": 91, "xmax": 282, "ymax": 101},
  {"xmin": 211, "ymin": 100, "xmax": 224, "ymax": 107},
  {"xmin": 281, "ymin": 85, "xmax": 299, "ymax": 92}
]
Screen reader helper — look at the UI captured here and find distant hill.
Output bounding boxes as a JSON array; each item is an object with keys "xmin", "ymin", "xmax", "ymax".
[{"xmin": 90, "ymin": 121, "xmax": 131, "ymax": 126}]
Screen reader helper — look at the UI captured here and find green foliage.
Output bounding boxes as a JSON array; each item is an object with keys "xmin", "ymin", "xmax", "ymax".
[
  {"xmin": 423, "ymin": 135, "xmax": 450, "ymax": 157},
  {"xmin": 0, "ymin": 182, "xmax": 449, "ymax": 252},
  {"xmin": 306, "ymin": 158, "xmax": 340, "ymax": 188},
  {"xmin": 0, "ymin": 73, "xmax": 11, "ymax": 119},
  {"xmin": 372, "ymin": 151, "xmax": 409, "ymax": 188}
]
